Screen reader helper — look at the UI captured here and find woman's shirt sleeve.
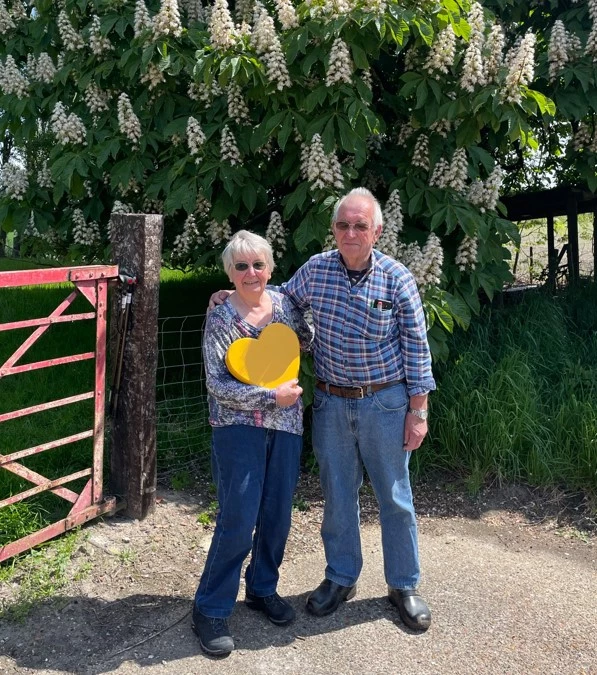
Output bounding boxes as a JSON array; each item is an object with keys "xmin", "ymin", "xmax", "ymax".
[{"xmin": 202, "ymin": 308, "xmax": 278, "ymax": 411}]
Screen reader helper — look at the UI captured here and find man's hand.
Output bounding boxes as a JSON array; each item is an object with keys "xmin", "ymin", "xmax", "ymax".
[
  {"xmin": 275, "ymin": 379, "xmax": 303, "ymax": 407},
  {"xmin": 403, "ymin": 393, "xmax": 428, "ymax": 451},
  {"xmin": 403, "ymin": 414, "xmax": 428, "ymax": 451},
  {"xmin": 208, "ymin": 289, "xmax": 232, "ymax": 310}
]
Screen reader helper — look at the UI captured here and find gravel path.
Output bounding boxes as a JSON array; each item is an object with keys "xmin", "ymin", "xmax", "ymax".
[{"xmin": 0, "ymin": 476, "xmax": 595, "ymax": 675}]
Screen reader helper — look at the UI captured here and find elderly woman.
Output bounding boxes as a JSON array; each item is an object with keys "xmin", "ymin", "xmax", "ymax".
[{"xmin": 192, "ymin": 230, "xmax": 313, "ymax": 657}]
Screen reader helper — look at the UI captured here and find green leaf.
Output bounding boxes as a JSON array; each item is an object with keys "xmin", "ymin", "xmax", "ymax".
[
  {"xmin": 524, "ymin": 88, "xmax": 556, "ymax": 116},
  {"xmin": 242, "ymin": 183, "xmax": 257, "ymax": 212},
  {"xmin": 351, "ymin": 44, "xmax": 369, "ymax": 70},
  {"xmin": 277, "ymin": 113, "xmax": 293, "ymax": 151}
]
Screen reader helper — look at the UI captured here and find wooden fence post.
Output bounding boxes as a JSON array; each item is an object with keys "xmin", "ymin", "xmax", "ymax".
[{"xmin": 109, "ymin": 213, "xmax": 164, "ymax": 519}]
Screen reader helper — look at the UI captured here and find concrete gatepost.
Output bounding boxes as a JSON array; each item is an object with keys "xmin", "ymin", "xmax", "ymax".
[{"xmin": 109, "ymin": 213, "xmax": 164, "ymax": 519}]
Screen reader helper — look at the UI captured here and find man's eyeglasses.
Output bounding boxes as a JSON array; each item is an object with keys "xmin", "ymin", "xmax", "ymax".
[
  {"xmin": 234, "ymin": 261, "xmax": 267, "ymax": 272},
  {"xmin": 334, "ymin": 221, "xmax": 371, "ymax": 232}
]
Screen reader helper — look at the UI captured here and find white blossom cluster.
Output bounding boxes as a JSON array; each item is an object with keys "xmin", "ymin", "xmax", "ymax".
[
  {"xmin": 397, "ymin": 122, "xmax": 415, "ymax": 147},
  {"xmin": 153, "ymin": 0, "xmax": 183, "ymax": 38},
  {"xmin": 586, "ymin": 0, "xmax": 597, "ymax": 59},
  {"xmin": 252, "ymin": 2, "xmax": 291, "ymax": 90},
  {"xmin": 107, "ymin": 200, "xmax": 133, "ymax": 241},
  {"xmin": 11, "ymin": 0, "xmax": 28, "ymax": 21},
  {"xmin": 303, "ymin": 134, "xmax": 344, "ymax": 191},
  {"xmin": 134, "ymin": 0, "xmax": 153, "ymax": 37},
  {"xmin": 117, "ymin": 93, "xmax": 142, "ymax": 145},
  {"xmin": 220, "ymin": 125, "xmax": 241, "ymax": 165},
  {"xmin": 572, "ymin": 121, "xmax": 592, "ymax": 150},
  {"xmin": 444, "ymin": 148, "xmax": 468, "ymax": 194},
  {"xmin": 33, "ymin": 52, "xmax": 56, "ymax": 83},
  {"xmin": 376, "ymin": 189, "xmax": 403, "ymax": 259},
  {"xmin": 0, "ymin": 162, "xmax": 28, "ymax": 200},
  {"xmin": 234, "ymin": 0, "xmax": 252, "ymax": 24},
  {"xmin": 57, "ymin": 10, "xmax": 84, "ymax": 50},
  {"xmin": 485, "ymin": 23, "xmax": 504, "ymax": 82},
  {"xmin": 171, "ymin": 214, "xmax": 205, "ymax": 260},
  {"xmin": 0, "ymin": 55, "xmax": 29, "ymax": 97},
  {"xmin": 51, "ymin": 102, "xmax": 88, "ymax": 145},
  {"xmin": 429, "ymin": 118, "xmax": 451, "ymax": 138},
  {"xmin": 209, "ymin": 0, "xmax": 237, "ymax": 49},
  {"xmin": 424, "ymin": 25, "xmax": 456, "ymax": 77},
  {"xmin": 207, "ymin": 218, "xmax": 231, "ymax": 246},
  {"xmin": 188, "ymin": 78, "xmax": 222, "ymax": 103},
  {"xmin": 37, "ymin": 159, "xmax": 53, "ymax": 189},
  {"xmin": 184, "ymin": 0, "xmax": 208, "ymax": 23},
  {"xmin": 322, "ymin": 230, "xmax": 336, "ymax": 252},
  {"xmin": 274, "ymin": 0, "xmax": 298, "ymax": 29},
  {"xmin": 0, "ymin": 0, "xmax": 15, "ymax": 33},
  {"xmin": 482, "ymin": 165, "xmax": 503, "ymax": 211},
  {"xmin": 265, "ymin": 211, "xmax": 287, "ymax": 259},
  {"xmin": 303, "ymin": 0, "xmax": 352, "ymax": 21},
  {"xmin": 72, "ymin": 209, "xmax": 101, "ymax": 246},
  {"xmin": 466, "ymin": 165, "xmax": 502, "ymax": 212},
  {"xmin": 142, "ymin": 197, "xmax": 164, "ymax": 212},
  {"xmin": 187, "ymin": 116, "xmax": 206, "ymax": 160},
  {"xmin": 460, "ymin": 2, "xmax": 487, "ymax": 92},
  {"xmin": 89, "ymin": 15, "xmax": 113, "ymax": 56},
  {"xmin": 326, "ymin": 37, "xmax": 352, "ymax": 87},
  {"xmin": 361, "ymin": 0, "xmax": 386, "ymax": 14},
  {"xmin": 362, "ymin": 169, "xmax": 384, "ymax": 192},
  {"xmin": 140, "ymin": 62, "xmax": 166, "ymax": 90},
  {"xmin": 455, "ymin": 235, "xmax": 478, "ymax": 271},
  {"xmin": 361, "ymin": 68, "xmax": 372, "ymax": 90},
  {"xmin": 85, "ymin": 82, "xmax": 111, "ymax": 115},
  {"xmin": 25, "ymin": 213, "xmax": 40, "ymax": 237},
  {"xmin": 429, "ymin": 157, "xmax": 450, "ymax": 188},
  {"xmin": 227, "ymin": 83, "xmax": 250, "ymax": 123},
  {"xmin": 400, "ymin": 234, "xmax": 444, "ymax": 290},
  {"xmin": 411, "ymin": 134, "xmax": 429, "ymax": 170},
  {"xmin": 501, "ymin": 31, "xmax": 536, "ymax": 104},
  {"xmin": 548, "ymin": 20, "xmax": 570, "ymax": 81}
]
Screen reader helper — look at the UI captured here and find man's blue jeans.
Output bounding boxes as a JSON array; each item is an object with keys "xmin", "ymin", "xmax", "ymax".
[
  {"xmin": 194, "ymin": 425, "xmax": 302, "ymax": 618},
  {"xmin": 312, "ymin": 382, "xmax": 420, "ymax": 590}
]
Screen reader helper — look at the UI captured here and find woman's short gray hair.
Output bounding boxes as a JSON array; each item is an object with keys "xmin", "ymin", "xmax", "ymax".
[
  {"xmin": 221, "ymin": 230, "xmax": 275, "ymax": 278},
  {"xmin": 332, "ymin": 187, "xmax": 383, "ymax": 229}
]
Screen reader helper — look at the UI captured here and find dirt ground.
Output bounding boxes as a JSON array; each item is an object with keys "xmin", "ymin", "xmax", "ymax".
[{"xmin": 0, "ymin": 474, "xmax": 595, "ymax": 675}]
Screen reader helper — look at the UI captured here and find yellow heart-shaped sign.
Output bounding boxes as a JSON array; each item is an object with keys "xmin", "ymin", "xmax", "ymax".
[{"xmin": 225, "ymin": 323, "xmax": 300, "ymax": 389}]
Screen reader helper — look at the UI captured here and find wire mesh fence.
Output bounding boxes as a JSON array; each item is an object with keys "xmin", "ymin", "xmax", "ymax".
[{"xmin": 156, "ymin": 313, "xmax": 212, "ymax": 483}]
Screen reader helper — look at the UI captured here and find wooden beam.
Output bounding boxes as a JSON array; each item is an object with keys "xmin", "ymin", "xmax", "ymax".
[
  {"xmin": 566, "ymin": 194, "xmax": 579, "ymax": 284},
  {"xmin": 546, "ymin": 214, "xmax": 556, "ymax": 293}
]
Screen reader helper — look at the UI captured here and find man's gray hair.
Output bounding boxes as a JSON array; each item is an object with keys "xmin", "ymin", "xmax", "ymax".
[
  {"xmin": 221, "ymin": 229, "xmax": 275, "ymax": 277},
  {"xmin": 332, "ymin": 188, "xmax": 383, "ymax": 229}
]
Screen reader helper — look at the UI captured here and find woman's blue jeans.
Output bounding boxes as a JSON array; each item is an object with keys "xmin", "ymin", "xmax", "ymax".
[
  {"xmin": 312, "ymin": 382, "xmax": 420, "ymax": 590},
  {"xmin": 194, "ymin": 425, "xmax": 302, "ymax": 618}
]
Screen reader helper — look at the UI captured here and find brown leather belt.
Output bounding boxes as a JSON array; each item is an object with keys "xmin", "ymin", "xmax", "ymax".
[{"xmin": 316, "ymin": 380, "xmax": 405, "ymax": 399}]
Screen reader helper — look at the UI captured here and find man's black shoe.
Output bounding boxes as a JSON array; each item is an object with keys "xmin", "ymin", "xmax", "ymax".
[
  {"xmin": 192, "ymin": 609, "xmax": 234, "ymax": 657},
  {"xmin": 306, "ymin": 579, "xmax": 357, "ymax": 617},
  {"xmin": 245, "ymin": 591, "xmax": 296, "ymax": 625},
  {"xmin": 388, "ymin": 588, "xmax": 431, "ymax": 631}
]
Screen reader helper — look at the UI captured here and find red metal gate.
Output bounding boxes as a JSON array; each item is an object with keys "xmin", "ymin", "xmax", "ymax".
[{"xmin": 0, "ymin": 264, "xmax": 119, "ymax": 562}]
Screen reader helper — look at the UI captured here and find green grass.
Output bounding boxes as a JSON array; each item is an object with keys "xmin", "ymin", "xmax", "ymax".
[
  {"xmin": 416, "ymin": 283, "xmax": 597, "ymax": 496},
  {"xmin": 0, "ymin": 260, "xmax": 226, "ymax": 547}
]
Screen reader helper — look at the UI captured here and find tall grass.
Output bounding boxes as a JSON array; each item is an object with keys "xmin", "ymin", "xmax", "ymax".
[{"xmin": 418, "ymin": 284, "xmax": 597, "ymax": 496}]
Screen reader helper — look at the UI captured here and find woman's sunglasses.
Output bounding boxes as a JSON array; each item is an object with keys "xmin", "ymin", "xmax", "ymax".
[{"xmin": 234, "ymin": 261, "xmax": 267, "ymax": 272}]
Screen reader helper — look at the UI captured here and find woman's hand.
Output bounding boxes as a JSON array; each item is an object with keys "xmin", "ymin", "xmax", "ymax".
[
  {"xmin": 208, "ymin": 289, "xmax": 232, "ymax": 310},
  {"xmin": 275, "ymin": 379, "xmax": 303, "ymax": 407}
]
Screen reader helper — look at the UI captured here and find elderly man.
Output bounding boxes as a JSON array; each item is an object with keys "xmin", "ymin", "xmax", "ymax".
[{"xmin": 211, "ymin": 187, "xmax": 435, "ymax": 631}]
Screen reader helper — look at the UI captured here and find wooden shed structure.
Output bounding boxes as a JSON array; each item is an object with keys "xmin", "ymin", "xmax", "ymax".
[{"xmin": 501, "ymin": 186, "xmax": 597, "ymax": 290}]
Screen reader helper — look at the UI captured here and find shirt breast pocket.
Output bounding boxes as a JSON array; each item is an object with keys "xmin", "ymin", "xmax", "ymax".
[{"xmin": 356, "ymin": 309, "xmax": 394, "ymax": 342}]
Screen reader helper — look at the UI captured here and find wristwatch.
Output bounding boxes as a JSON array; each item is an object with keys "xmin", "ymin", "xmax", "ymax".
[{"xmin": 408, "ymin": 407, "xmax": 428, "ymax": 420}]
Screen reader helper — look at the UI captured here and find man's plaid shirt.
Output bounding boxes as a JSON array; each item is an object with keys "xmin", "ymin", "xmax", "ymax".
[{"xmin": 281, "ymin": 249, "xmax": 436, "ymax": 397}]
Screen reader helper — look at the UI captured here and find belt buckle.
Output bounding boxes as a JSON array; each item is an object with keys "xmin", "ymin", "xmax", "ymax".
[{"xmin": 353, "ymin": 386, "xmax": 365, "ymax": 399}]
